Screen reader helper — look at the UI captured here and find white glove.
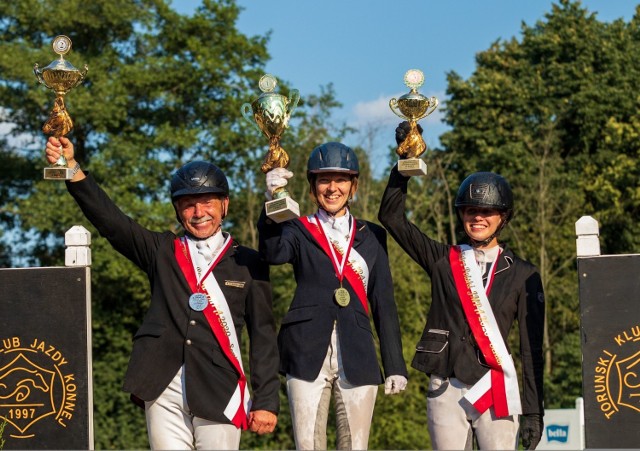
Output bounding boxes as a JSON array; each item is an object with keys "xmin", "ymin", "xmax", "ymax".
[
  {"xmin": 384, "ymin": 375, "xmax": 408, "ymax": 395},
  {"xmin": 265, "ymin": 167, "xmax": 294, "ymax": 200}
]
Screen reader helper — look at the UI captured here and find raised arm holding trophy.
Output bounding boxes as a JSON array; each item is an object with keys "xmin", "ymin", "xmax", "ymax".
[
  {"xmin": 34, "ymin": 35, "xmax": 87, "ymax": 180},
  {"xmin": 389, "ymin": 69, "xmax": 438, "ymax": 177},
  {"xmin": 241, "ymin": 74, "xmax": 300, "ymax": 222}
]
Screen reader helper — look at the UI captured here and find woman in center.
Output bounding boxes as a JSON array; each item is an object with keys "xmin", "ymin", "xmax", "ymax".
[{"xmin": 258, "ymin": 142, "xmax": 408, "ymax": 450}]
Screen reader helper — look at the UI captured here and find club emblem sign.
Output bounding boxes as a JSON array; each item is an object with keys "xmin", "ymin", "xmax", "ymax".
[
  {"xmin": 0, "ymin": 266, "xmax": 92, "ymax": 449},
  {"xmin": 591, "ymin": 325, "xmax": 640, "ymax": 419},
  {"xmin": 0, "ymin": 336, "xmax": 77, "ymax": 438},
  {"xmin": 579, "ymin": 254, "xmax": 640, "ymax": 448}
]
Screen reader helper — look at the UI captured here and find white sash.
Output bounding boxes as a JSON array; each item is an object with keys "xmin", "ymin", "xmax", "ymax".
[
  {"xmin": 457, "ymin": 245, "xmax": 522, "ymax": 417},
  {"xmin": 201, "ymin": 266, "xmax": 251, "ymax": 420},
  {"xmin": 185, "ymin": 234, "xmax": 252, "ymax": 423}
]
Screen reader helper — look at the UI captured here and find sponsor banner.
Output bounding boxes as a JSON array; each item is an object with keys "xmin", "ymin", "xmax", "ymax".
[{"xmin": 537, "ymin": 398, "xmax": 585, "ymax": 450}]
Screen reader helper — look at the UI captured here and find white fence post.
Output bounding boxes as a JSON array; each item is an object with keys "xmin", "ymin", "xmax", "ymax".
[
  {"xmin": 575, "ymin": 216, "xmax": 600, "ymax": 257},
  {"xmin": 65, "ymin": 225, "xmax": 92, "ymax": 267}
]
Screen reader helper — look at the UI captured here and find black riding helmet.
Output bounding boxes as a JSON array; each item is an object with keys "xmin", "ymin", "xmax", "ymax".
[
  {"xmin": 455, "ymin": 172, "xmax": 513, "ymax": 245},
  {"xmin": 170, "ymin": 161, "xmax": 229, "ymax": 227},
  {"xmin": 170, "ymin": 161, "xmax": 229, "ymax": 200},
  {"xmin": 455, "ymin": 172, "xmax": 513, "ymax": 220}
]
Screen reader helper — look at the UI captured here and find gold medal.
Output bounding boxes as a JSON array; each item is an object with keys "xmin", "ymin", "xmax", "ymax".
[{"xmin": 334, "ymin": 287, "xmax": 350, "ymax": 307}]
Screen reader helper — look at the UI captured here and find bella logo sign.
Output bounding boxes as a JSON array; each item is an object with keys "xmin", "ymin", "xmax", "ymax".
[{"xmin": 546, "ymin": 424, "xmax": 569, "ymax": 443}]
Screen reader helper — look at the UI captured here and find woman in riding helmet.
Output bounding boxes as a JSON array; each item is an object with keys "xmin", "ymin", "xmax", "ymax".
[
  {"xmin": 378, "ymin": 123, "xmax": 545, "ymax": 450},
  {"xmin": 258, "ymin": 142, "xmax": 408, "ymax": 450}
]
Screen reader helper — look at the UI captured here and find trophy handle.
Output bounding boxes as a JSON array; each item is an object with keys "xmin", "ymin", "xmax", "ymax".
[
  {"xmin": 389, "ymin": 98, "xmax": 408, "ymax": 120},
  {"xmin": 33, "ymin": 63, "xmax": 45, "ymax": 86},
  {"xmin": 241, "ymin": 103, "xmax": 262, "ymax": 133},
  {"xmin": 71, "ymin": 64, "xmax": 89, "ymax": 90},
  {"xmin": 288, "ymin": 89, "xmax": 300, "ymax": 115},
  {"xmin": 417, "ymin": 96, "xmax": 439, "ymax": 120}
]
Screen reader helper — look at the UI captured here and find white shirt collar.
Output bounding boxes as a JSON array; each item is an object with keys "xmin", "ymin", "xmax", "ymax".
[
  {"xmin": 316, "ymin": 208, "xmax": 352, "ymax": 238},
  {"xmin": 189, "ymin": 231, "xmax": 225, "ymax": 254}
]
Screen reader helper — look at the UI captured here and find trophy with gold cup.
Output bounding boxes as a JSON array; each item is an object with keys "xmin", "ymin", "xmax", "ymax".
[
  {"xmin": 241, "ymin": 74, "xmax": 300, "ymax": 222},
  {"xmin": 389, "ymin": 69, "xmax": 438, "ymax": 177},
  {"xmin": 34, "ymin": 35, "xmax": 88, "ymax": 180}
]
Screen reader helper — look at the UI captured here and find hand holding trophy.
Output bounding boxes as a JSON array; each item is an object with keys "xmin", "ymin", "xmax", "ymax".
[
  {"xmin": 34, "ymin": 35, "xmax": 88, "ymax": 180},
  {"xmin": 242, "ymin": 74, "xmax": 300, "ymax": 222},
  {"xmin": 389, "ymin": 69, "xmax": 438, "ymax": 176}
]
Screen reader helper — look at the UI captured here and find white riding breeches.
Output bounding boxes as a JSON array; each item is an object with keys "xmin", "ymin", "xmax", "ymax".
[
  {"xmin": 427, "ymin": 374, "xmax": 519, "ymax": 450},
  {"xmin": 144, "ymin": 366, "xmax": 241, "ymax": 450},
  {"xmin": 286, "ymin": 325, "xmax": 378, "ymax": 450}
]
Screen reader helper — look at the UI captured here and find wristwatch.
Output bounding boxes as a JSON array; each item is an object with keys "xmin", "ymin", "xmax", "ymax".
[{"xmin": 70, "ymin": 162, "xmax": 81, "ymax": 177}]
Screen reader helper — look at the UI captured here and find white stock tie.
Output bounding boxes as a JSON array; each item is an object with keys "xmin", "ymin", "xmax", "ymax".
[{"xmin": 195, "ymin": 240, "xmax": 213, "ymax": 267}]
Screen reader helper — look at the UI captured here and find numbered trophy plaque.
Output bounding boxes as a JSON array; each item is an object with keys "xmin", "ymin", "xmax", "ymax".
[
  {"xmin": 389, "ymin": 69, "xmax": 438, "ymax": 176},
  {"xmin": 241, "ymin": 74, "xmax": 300, "ymax": 222},
  {"xmin": 34, "ymin": 35, "xmax": 88, "ymax": 180}
]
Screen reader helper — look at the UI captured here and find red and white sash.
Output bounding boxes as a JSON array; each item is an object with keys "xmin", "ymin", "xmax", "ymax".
[
  {"xmin": 449, "ymin": 244, "xmax": 522, "ymax": 418},
  {"xmin": 175, "ymin": 235, "xmax": 251, "ymax": 429},
  {"xmin": 299, "ymin": 214, "xmax": 369, "ymax": 314}
]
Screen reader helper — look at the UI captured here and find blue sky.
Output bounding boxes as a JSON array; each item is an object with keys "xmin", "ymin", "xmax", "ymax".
[{"xmin": 176, "ymin": 0, "xmax": 636, "ymax": 168}]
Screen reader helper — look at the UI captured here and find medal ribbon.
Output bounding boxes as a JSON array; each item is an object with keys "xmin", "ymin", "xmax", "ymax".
[
  {"xmin": 299, "ymin": 215, "xmax": 368, "ymax": 314},
  {"xmin": 449, "ymin": 245, "xmax": 522, "ymax": 418},
  {"xmin": 178, "ymin": 235, "xmax": 232, "ymax": 290},
  {"xmin": 174, "ymin": 236, "xmax": 251, "ymax": 429},
  {"xmin": 315, "ymin": 213, "xmax": 355, "ymax": 285}
]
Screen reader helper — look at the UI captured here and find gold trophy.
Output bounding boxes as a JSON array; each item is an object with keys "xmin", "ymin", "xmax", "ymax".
[
  {"xmin": 34, "ymin": 35, "xmax": 88, "ymax": 180},
  {"xmin": 389, "ymin": 69, "xmax": 438, "ymax": 176},
  {"xmin": 241, "ymin": 74, "xmax": 300, "ymax": 222}
]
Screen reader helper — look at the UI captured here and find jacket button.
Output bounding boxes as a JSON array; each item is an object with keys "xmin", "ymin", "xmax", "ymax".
[
  {"xmin": 190, "ymin": 320, "xmax": 196, "ymax": 326},
  {"xmin": 461, "ymin": 336, "xmax": 466, "ymax": 341},
  {"xmin": 186, "ymin": 339, "xmax": 192, "ymax": 345}
]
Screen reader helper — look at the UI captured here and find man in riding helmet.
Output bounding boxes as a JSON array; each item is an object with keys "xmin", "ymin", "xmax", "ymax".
[
  {"xmin": 259, "ymin": 142, "xmax": 408, "ymax": 450},
  {"xmin": 45, "ymin": 136, "xmax": 280, "ymax": 450},
  {"xmin": 378, "ymin": 122, "xmax": 545, "ymax": 450}
]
